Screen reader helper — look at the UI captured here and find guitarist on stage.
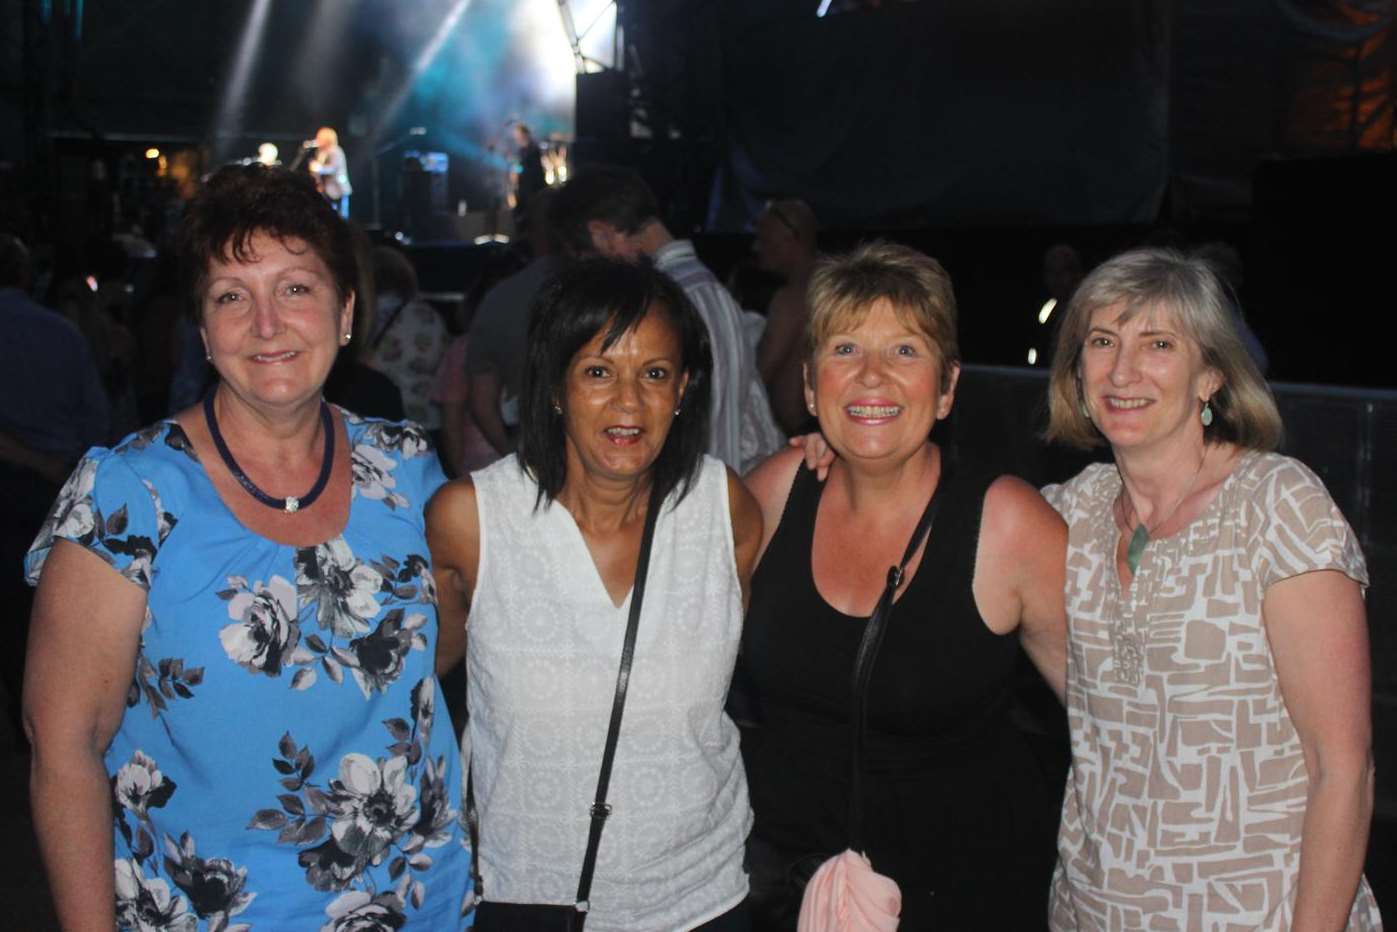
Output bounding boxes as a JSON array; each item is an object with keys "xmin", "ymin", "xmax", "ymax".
[{"xmin": 308, "ymin": 126, "xmax": 352, "ymax": 218}]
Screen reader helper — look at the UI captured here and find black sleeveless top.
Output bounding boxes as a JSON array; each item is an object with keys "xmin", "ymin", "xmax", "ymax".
[{"xmin": 740, "ymin": 463, "xmax": 1058, "ymax": 930}]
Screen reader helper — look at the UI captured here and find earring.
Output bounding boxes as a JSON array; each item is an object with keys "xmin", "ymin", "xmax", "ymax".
[
  {"xmin": 1200, "ymin": 399, "xmax": 1214, "ymax": 427},
  {"xmin": 1079, "ymin": 399, "xmax": 1092, "ymax": 423},
  {"xmin": 552, "ymin": 403, "xmax": 562, "ymax": 416},
  {"xmin": 343, "ymin": 332, "xmax": 353, "ymax": 343},
  {"xmin": 204, "ymin": 351, "xmax": 212, "ymax": 363},
  {"xmin": 673, "ymin": 406, "xmax": 682, "ymax": 416}
]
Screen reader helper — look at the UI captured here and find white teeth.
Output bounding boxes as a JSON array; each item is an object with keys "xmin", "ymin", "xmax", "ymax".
[
  {"xmin": 255, "ymin": 351, "xmax": 297, "ymax": 362},
  {"xmin": 847, "ymin": 405, "xmax": 900, "ymax": 417},
  {"xmin": 1107, "ymin": 398, "xmax": 1149, "ymax": 409},
  {"xmin": 606, "ymin": 427, "xmax": 640, "ymax": 436}
]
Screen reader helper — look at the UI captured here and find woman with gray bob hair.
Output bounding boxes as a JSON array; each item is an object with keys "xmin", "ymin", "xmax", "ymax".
[
  {"xmin": 1045, "ymin": 247, "xmax": 1281, "ymax": 452},
  {"xmin": 1042, "ymin": 247, "xmax": 1380, "ymax": 930}
]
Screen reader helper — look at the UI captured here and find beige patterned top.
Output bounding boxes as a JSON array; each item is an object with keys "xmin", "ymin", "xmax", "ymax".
[{"xmin": 1043, "ymin": 451, "xmax": 1382, "ymax": 932}]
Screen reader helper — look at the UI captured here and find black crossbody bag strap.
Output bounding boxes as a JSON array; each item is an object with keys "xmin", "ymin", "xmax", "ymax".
[
  {"xmin": 574, "ymin": 481, "xmax": 663, "ymax": 910},
  {"xmin": 846, "ymin": 469, "xmax": 947, "ymax": 854},
  {"xmin": 466, "ymin": 482, "xmax": 665, "ymax": 918}
]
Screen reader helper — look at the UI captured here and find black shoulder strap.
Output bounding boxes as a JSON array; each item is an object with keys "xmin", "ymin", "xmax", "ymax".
[
  {"xmin": 574, "ymin": 481, "xmax": 663, "ymax": 910},
  {"xmin": 846, "ymin": 466, "xmax": 948, "ymax": 853}
]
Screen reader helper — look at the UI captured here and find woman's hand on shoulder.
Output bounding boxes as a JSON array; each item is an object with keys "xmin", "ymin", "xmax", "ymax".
[
  {"xmin": 741, "ymin": 446, "xmax": 805, "ymax": 564},
  {"xmin": 425, "ymin": 476, "xmax": 480, "ymax": 676},
  {"xmin": 975, "ymin": 475, "xmax": 1068, "ymax": 701},
  {"xmin": 788, "ymin": 431, "xmax": 835, "ymax": 480},
  {"xmin": 726, "ymin": 468, "xmax": 764, "ymax": 611}
]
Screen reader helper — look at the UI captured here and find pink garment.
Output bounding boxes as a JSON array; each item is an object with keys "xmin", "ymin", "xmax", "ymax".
[
  {"xmin": 431, "ymin": 335, "xmax": 498, "ymax": 474},
  {"xmin": 797, "ymin": 850, "xmax": 901, "ymax": 932}
]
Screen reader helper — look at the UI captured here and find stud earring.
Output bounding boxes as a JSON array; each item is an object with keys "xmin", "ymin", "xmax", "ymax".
[
  {"xmin": 673, "ymin": 406, "xmax": 682, "ymax": 416},
  {"xmin": 552, "ymin": 403, "xmax": 562, "ymax": 416},
  {"xmin": 343, "ymin": 332, "xmax": 353, "ymax": 343},
  {"xmin": 204, "ymin": 351, "xmax": 212, "ymax": 362},
  {"xmin": 1200, "ymin": 399, "xmax": 1214, "ymax": 427}
]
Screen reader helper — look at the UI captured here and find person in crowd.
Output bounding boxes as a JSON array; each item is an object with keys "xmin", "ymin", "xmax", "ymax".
[
  {"xmin": 308, "ymin": 126, "xmax": 352, "ymax": 218},
  {"xmin": 1042, "ymin": 247, "xmax": 1380, "ymax": 930},
  {"xmin": 508, "ymin": 122, "xmax": 548, "ymax": 221},
  {"xmin": 753, "ymin": 198, "xmax": 820, "ymax": 434},
  {"xmin": 550, "ymin": 166, "xmax": 784, "ymax": 473},
  {"xmin": 1193, "ymin": 239, "xmax": 1269, "ymax": 374},
  {"xmin": 742, "ymin": 242, "xmax": 1068, "ymax": 930},
  {"xmin": 323, "ymin": 223, "xmax": 406, "ymax": 421},
  {"xmin": 432, "ymin": 330, "xmax": 499, "ymax": 477},
  {"xmin": 466, "ymin": 189, "xmax": 563, "ymax": 457},
  {"xmin": 22, "ymin": 165, "xmax": 471, "ymax": 930},
  {"xmin": 0, "ymin": 233, "xmax": 111, "ymax": 741},
  {"xmin": 361, "ymin": 245, "xmax": 448, "ymax": 429},
  {"xmin": 0, "ymin": 234, "xmax": 111, "ymax": 469},
  {"xmin": 430, "ymin": 258, "xmax": 762, "ymax": 930}
]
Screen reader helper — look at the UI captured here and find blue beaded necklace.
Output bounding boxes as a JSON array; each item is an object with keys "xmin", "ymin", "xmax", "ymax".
[{"xmin": 203, "ymin": 392, "xmax": 335, "ymax": 514}]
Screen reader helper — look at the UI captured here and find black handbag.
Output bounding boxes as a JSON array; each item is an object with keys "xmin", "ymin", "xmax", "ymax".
[
  {"xmin": 748, "ymin": 471, "xmax": 946, "ymax": 930},
  {"xmin": 468, "ymin": 484, "xmax": 664, "ymax": 932}
]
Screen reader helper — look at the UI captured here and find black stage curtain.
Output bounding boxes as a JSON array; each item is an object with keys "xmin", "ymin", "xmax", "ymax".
[{"xmin": 709, "ymin": 0, "xmax": 1171, "ymax": 231}]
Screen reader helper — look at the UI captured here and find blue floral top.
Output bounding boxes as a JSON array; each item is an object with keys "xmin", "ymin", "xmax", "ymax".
[{"xmin": 25, "ymin": 412, "xmax": 472, "ymax": 932}]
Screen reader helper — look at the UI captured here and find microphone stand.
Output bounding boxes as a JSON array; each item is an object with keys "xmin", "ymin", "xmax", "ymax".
[{"xmin": 287, "ymin": 144, "xmax": 314, "ymax": 174}]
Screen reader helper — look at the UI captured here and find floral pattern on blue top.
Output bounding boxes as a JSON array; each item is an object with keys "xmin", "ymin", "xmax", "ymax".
[{"xmin": 26, "ymin": 412, "xmax": 472, "ymax": 931}]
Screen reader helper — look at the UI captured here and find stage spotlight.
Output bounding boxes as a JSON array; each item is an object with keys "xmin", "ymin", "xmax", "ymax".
[
  {"xmin": 1027, "ymin": 348, "xmax": 1039, "ymax": 366},
  {"xmin": 374, "ymin": 0, "xmax": 474, "ymax": 140},
  {"xmin": 213, "ymin": 0, "xmax": 273, "ymax": 161},
  {"xmin": 145, "ymin": 148, "xmax": 161, "ymax": 160},
  {"xmin": 1038, "ymin": 298, "xmax": 1057, "ymax": 324}
]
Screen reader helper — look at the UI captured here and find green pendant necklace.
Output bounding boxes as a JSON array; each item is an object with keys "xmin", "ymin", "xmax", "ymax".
[{"xmin": 1119, "ymin": 446, "xmax": 1208, "ymax": 576}]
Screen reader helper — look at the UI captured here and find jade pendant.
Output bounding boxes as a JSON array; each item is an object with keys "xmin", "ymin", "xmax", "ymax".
[{"xmin": 1126, "ymin": 524, "xmax": 1148, "ymax": 574}]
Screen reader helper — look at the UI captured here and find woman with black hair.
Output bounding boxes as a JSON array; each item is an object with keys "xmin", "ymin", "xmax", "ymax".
[{"xmin": 429, "ymin": 257, "xmax": 763, "ymax": 931}]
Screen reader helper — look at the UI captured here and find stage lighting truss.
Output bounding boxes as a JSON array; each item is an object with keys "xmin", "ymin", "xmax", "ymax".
[{"xmin": 556, "ymin": 0, "xmax": 621, "ymax": 74}]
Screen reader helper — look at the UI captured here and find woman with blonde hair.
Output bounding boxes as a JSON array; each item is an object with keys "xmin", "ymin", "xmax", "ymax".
[
  {"xmin": 1043, "ymin": 247, "xmax": 1380, "ymax": 930},
  {"xmin": 742, "ymin": 241, "xmax": 1067, "ymax": 929}
]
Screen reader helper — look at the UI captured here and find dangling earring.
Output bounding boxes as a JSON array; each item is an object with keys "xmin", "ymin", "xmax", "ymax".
[
  {"xmin": 1200, "ymin": 399, "xmax": 1214, "ymax": 427},
  {"xmin": 1080, "ymin": 399, "xmax": 1093, "ymax": 423}
]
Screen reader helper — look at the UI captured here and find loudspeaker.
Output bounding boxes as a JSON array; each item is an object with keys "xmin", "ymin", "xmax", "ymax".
[{"xmin": 576, "ymin": 71, "xmax": 629, "ymax": 141}]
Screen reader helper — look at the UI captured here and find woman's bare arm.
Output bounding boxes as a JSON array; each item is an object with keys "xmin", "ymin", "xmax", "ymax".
[
  {"xmin": 726, "ymin": 468, "xmax": 765, "ymax": 610},
  {"xmin": 426, "ymin": 477, "xmax": 481, "ymax": 676},
  {"xmin": 24, "ymin": 540, "xmax": 146, "ymax": 932},
  {"xmin": 739, "ymin": 446, "xmax": 803, "ymax": 564},
  {"xmin": 973, "ymin": 476, "xmax": 1068, "ymax": 701},
  {"xmin": 1266, "ymin": 569, "xmax": 1374, "ymax": 931}
]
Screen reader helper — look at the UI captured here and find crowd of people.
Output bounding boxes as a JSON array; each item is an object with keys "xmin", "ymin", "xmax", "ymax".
[{"xmin": 2, "ymin": 159, "xmax": 1381, "ymax": 931}]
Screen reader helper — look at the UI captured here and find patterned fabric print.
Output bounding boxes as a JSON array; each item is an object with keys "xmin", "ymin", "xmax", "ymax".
[
  {"xmin": 1043, "ymin": 452, "xmax": 1382, "ymax": 932},
  {"xmin": 364, "ymin": 299, "xmax": 448, "ymax": 430},
  {"xmin": 26, "ymin": 414, "xmax": 471, "ymax": 931}
]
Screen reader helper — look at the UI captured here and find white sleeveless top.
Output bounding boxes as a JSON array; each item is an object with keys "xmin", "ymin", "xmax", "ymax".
[{"xmin": 466, "ymin": 455, "xmax": 751, "ymax": 932}]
